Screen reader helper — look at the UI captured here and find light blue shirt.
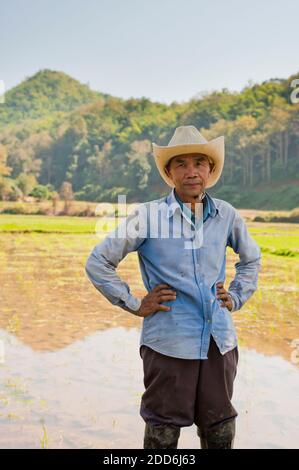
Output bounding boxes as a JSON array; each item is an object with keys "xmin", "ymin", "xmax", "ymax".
[
  {"xmin": 173, "ymin": 187, "xmax": 211, "ymax": 227},
  {"xmin": 85, "ymin": 188, "xmax": 262, "ymax": 359}
]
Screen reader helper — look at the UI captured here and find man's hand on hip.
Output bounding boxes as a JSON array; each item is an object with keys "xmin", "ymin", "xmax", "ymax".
[
  {"xmin": 216, "ymin": 282, "xmax": 233, "ymax": 311},
  {"xmin": 136, "ymin": 284, "xmax": 176, "ymax": 317}
]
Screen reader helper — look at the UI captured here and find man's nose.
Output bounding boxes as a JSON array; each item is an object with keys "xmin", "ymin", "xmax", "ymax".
[{"xmin": 185, "ymin": 165, "xmax": 199, "ymax": 177}]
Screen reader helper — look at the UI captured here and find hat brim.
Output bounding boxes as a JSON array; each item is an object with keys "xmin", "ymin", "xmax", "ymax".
[{"xmin": 152, "ymin": 136, "xmax": 224, "ymax": 189}]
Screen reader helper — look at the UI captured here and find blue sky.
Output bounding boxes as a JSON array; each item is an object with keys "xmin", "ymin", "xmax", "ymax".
[{"xmin": 1, "ymin": 0, "xmax": 298, "ymax": 104}]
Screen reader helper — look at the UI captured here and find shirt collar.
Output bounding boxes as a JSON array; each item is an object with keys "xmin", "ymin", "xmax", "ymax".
[{"xmin": 165, "ymin": 187, "xmax": 222, "ymax": 219}]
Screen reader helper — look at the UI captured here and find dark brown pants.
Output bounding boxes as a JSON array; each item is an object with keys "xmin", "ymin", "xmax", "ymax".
[{"xmin": 139, "ymin": 335, "xmax": 239, "ymax": 433}]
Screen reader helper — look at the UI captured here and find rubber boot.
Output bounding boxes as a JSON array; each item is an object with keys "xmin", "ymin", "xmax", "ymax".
[
  {"xmin": 143, "ymin": 422, "xmax": 181, "ymax": 449},
  {"xmin": 197, "ymin": 418, "xmax": 236, "ymax": 449}
]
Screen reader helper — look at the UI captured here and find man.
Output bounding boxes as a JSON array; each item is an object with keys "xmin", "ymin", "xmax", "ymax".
[{"xmin": 85, "ymin": 125, "xmax": 262, "ymax": 449}]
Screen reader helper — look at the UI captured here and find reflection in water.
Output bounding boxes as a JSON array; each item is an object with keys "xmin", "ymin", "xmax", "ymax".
[
  {"xmin": 0, "ymin": 232, "xmax": 298, "ymax": 363},
  {"xmin": 0, "ymin": 327, "xmax": 298, "ymax": 449},
  {"xmin": 0, "ymin": 231, "xmax": 299, "ymax": 448}
]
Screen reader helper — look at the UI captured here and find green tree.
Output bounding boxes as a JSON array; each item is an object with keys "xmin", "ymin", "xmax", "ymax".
[
  {"xmin": 16, "ymin": 173, "xmax": 37, "ymax": 196},
  {"xmin": 29, "ymin": 184, "xmax": 50, "ymax": 200}
]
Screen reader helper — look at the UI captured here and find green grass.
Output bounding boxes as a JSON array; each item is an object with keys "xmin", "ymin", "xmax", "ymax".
[
  {"xmin": 250, "ymin": 225, "xmax": 299, "ymax": 257},
  {"xmin": 249, "ymin": 225, "xmax": 299, "ymax": 235},
  {"xmin": 1, "ymin": 214, "xmax": 299, "ymax": 258},
  {"xmin": 254, "ymin": 235, "xmax": 299, "ymax": 257},
  {"xmin": 0, "ymin": 214, "xmax": 119, "ymax": 233},
  {"xmin": 40, "ymin": 424, "xmax": 49, "ymax": 449}
]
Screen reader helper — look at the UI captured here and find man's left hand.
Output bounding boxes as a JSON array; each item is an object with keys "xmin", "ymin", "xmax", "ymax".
[{"xmin": 216, "ymin": 282, "xmax": 233, "ymax": 311}]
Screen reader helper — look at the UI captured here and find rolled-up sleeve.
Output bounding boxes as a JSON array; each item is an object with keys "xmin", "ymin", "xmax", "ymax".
[
  {"xmin": 226, "ymin": 209, "xmax": 262, "ymax": 312},
  {"xmin": 85, "ymin": 204, "xmax": 147, "ymax": 315}
]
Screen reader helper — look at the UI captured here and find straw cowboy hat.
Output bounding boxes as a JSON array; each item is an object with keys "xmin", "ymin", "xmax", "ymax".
[{"xmin": 152, "ymin": 125, "xmax": 224, "ymax": 188}]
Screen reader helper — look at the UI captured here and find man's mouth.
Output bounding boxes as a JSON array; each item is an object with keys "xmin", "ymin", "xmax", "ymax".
[{"xmin": 183, "ymin": 183, "xmax": 202, "ymax": 186}]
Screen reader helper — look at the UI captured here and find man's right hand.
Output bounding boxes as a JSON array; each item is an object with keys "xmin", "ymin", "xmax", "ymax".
[{"xmin": 135, "ymin": 284, "xmax": 177, "ymax": 317}]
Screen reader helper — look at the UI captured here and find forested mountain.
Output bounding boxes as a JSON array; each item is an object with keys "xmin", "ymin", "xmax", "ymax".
[
  {"xmin": 0, "ymin": 69, "xmax": 108, "ymax": 127},
  {"xmin": 0, "ymin": 69, "xmax": 298, "ymax": 209}
]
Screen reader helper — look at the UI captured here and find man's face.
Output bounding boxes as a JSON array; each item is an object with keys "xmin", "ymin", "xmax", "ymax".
[{"xmin": 164, "ymin": 153, "xmax": 214, "ymax": 198}]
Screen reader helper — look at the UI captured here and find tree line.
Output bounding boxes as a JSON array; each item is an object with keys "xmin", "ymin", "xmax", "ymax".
[{"xmin": 0, "ymin": 69, "xmax": 298, "ymax": 209}]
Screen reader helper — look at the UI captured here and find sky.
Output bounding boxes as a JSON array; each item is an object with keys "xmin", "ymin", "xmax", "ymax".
[{"xmin": 1, "ymin": 0, "xmax": 298, "ymax": 104}]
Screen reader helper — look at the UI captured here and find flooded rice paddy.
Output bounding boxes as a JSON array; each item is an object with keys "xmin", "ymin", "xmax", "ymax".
[{"xmin": 0, "ymin": 222, "xmax": 298, "ymax": 448}]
